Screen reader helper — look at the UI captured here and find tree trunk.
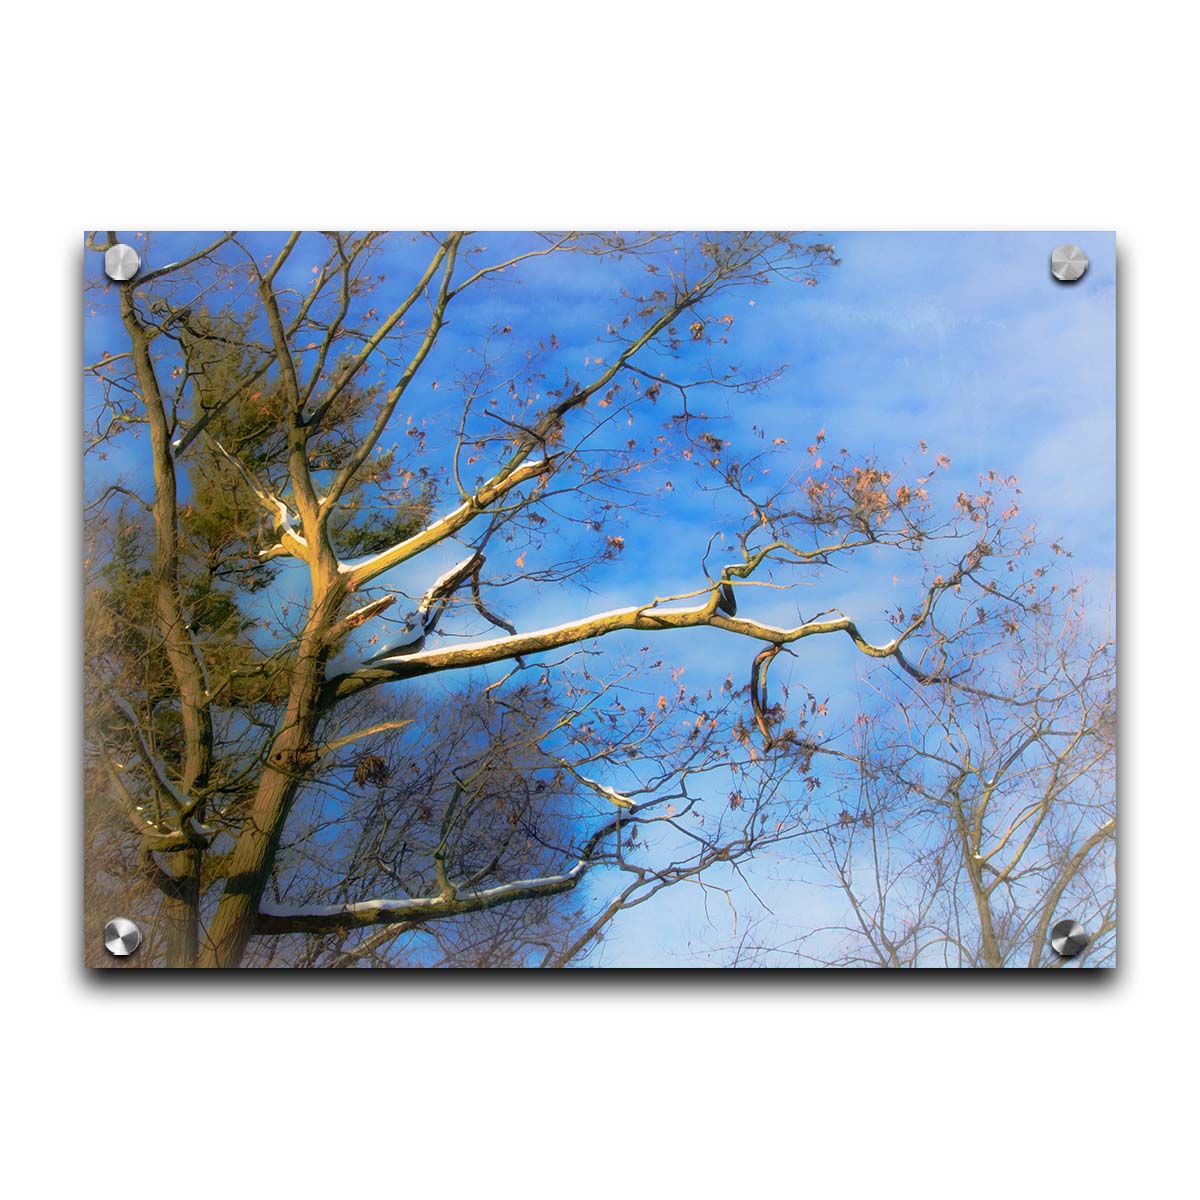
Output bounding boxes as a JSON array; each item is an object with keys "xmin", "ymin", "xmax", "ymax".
[
  {"xmin": 969, "ymin": 875, "xmax": 1003, "ymax": 968},
  {"xmin": 199, "ymin": 752, "xmax": 309, "ymax": 967},
  {"xmin": 199, "ymin": 597, "xmax": 340, "ymax": 968},
  {"xmin": 161, "ymin": 846, "xmax": 202, "ymax": 967}
]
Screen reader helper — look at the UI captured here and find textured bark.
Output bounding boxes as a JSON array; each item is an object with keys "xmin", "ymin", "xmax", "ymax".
[
  {"xmin": 199, "ymin": 589, "xmax": 344, "ymax": 968},
  {"xmin": 161, "ymin": 846, "xmax": 202, "ymax": 966}
]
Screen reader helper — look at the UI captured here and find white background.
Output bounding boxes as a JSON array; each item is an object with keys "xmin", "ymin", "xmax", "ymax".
[{"xmin": 1, "ymin": 2, "xmax": 1193, "ymax": 1195}]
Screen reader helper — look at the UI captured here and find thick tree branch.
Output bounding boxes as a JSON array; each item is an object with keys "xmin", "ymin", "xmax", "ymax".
[
  {"xmin": 339, "ymin": 456, "xmax": 553, "ymax": 589},
  {"xmin": 256, "ymin": 801, "xmax": 631, "ymax": 937},
  {"xmin": 255, "ymin": 864, "xmax": 589, "ymax": 935},
  {"xmin": 323, "ymin": 593, "xmax": 944, "ymax": 707}
]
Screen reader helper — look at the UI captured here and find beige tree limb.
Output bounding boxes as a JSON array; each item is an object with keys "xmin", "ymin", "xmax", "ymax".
[
  {"xmin": 324, "ymin": 576, "xmax": 952, "ymax": 706},
  {"xmin": 339, "ymin": 456, "xmax": 554, "ymax": 589},
  {"xmin": 316, "ymin": 720, "xmax": 415, "ymax": 759},
  {"xmin": 207, "ymin": 436, "xmax": 312, "ymax": 563}
]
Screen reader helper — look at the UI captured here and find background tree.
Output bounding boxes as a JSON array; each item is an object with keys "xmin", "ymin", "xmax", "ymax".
[
  {"xmin": 726, "ymin": 600, "xmax": 1116, "ymax": 968},
  {"xmin": 84, "ymin": 230, "xmax": 1060, "ymax": 968}
]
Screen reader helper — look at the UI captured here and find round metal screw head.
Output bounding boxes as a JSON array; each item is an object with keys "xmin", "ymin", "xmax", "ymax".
[
  {"xmin": 1050, "ymin": 918, "xmax": 1088, "ymax": 958},
  {"xmin": 1050, "ymin": 244, "xmax": 1088, "ymax": 283},
  {"xmin": 104, "ymin": 917, "xmax": 142, "ymax": 957},
  {"xmin": 104, "ymin": 243, "xmax": 141, "ymax": 282}
]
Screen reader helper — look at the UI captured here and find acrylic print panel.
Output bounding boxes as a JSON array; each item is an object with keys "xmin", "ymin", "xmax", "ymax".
[{"xmin": 83, "ymin": 232, "xmax": 1116, "ymax": 969}]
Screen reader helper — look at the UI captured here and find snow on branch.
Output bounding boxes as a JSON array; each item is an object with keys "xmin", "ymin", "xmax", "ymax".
[
  {"xmin": 108, "ymin": 693, "xmax": 197, "ymax": 817},
  {"xmin": 255, "ymin": 787, "xmax": 640, "ymax": 936},
  {"xmin": 338, "ymin": 458, "xmax": 551, "ymax": 589},
  {"xmin": 568, "ymin": 771, "xmax": 637, "ymax": 810},
  {"xmin": 208, "ymin": 437, "xmax": 309, "ymax": 562},
  {"xmin": 361, "ymin": 553, "xmax": 481, "ymax": 663},
  {"xmin": 256, "ymin": 861, "xmax": 590, "ymax": 934},
  {"xmin": 326, "ymin": 583, "xmax": 950, "ymax": 706},
  {"xmin": 100, "ymin": 694, "xmax": 214, "ymax": 846}
]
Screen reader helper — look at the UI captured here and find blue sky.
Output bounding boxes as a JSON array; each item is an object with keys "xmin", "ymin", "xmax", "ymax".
[
  {"xmin": 84, "ymin": 231, "xmax": 1115, "ymax": 965},
  {"xmin": 515, "ymin": 231, "xmax": 1116, "ymax": 963}
]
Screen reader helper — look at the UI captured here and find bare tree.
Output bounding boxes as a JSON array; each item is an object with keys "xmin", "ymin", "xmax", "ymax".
[
  {"xmin": 728, "ymin": 601, "xmax": 1115, "ymax": 968},
  {"xmin": 84, "ymin": 231, "xmax": 1054, "ymax": 967}
]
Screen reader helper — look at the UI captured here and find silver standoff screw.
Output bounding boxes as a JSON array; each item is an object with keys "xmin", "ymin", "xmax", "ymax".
[
  {"xmin": 1050, "ymin": 918, "xmax": 1088, "ymax": 958},
  {"xmin": 104, "ymin": 242, "xmax": 141, "ymax": 282},
  {"xmin": 1050, "ymin": 244, "xmax": 1088, "ymax": 283},
  {"xmin": 104, "ymin": 917, "xmax": 142, "ymax": 957}
]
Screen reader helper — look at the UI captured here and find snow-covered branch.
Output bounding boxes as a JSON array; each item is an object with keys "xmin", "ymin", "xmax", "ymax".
[
  {"xmin": 253, "ymin": 787, "xmax": 641, "ymax": 936},
  {"xmin": 324, "ymin": 591, "xmax": 941, "ymax": 706},
  {"xmin": 339, "ymin": 460, "xmax": 551, "ymax": 589},
  {"xmin": 255, "ymin": 862, "xmax": 590, "ymax": 935},
  {"xmin": 209, "ymin": 437, "xmax": 310, "ymax": 562},
  {"xmin": 360, "ymin": 553, "xmax": 481, "ymax": 662}
]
